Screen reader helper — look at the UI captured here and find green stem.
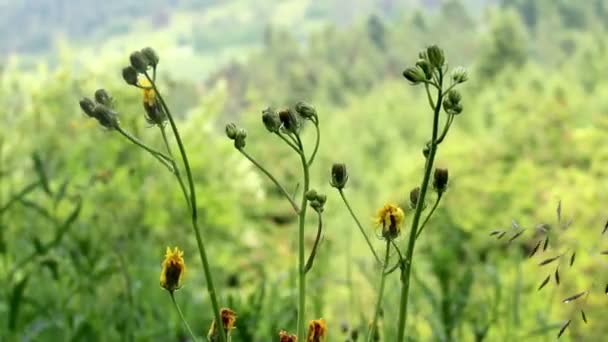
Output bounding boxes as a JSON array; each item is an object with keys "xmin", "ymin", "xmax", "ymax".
[
  {"xmin": 115, "ymin": 126, "xmax": 174, "ymax": 172},
  {"xmin": 238, "ymin": 148, "xmax": 300, "ymax": 213},
  {"xmin": 396, "ymin": 70, "xmax": 444, "ymax": 341},
  {"xmin": 307, "ymin": 122, "xmax": 320, "ymax": 167},
  {"xmin": 160, "ymin": 125, "xmax": 190, "ymax": 206},
  {"xmin": 0, "ymin": 181, "xmax": 39, "ymax": 215},
  {"xmin": 304, "ymin": 211, "xmax": 323, "ymax": 273},
  {"xmin": 367, "ymin": 240, "xmax": 391, "ymax": 342},
  {"xmin": 276, "ymin": 132, "xmax": 301, "ymax": 154},
  {"xmin": 295, "ymin": 134, "xmax": 310, "ymax": 342},
  {"xmin": 338, "ymin": 189, "xmax": 382, "ymax": 265},
  {"xmin": 170, "ymin": 292, "xmax": 199, "ymax": 342},
  {"xmin": 436, "ymin": 115, "xmax": 454, "ymax": 145},
  {"xmin": 415, "ymin": 193, "xmax": 443, "ymax": 240},
  {"xmin": 145, "ymin": 73, "xmax": 226, "ymax": 342}
]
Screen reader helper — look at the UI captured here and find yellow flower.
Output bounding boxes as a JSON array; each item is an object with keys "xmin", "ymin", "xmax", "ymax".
[
  {"xmin": 207, "ymin": 308, "xmax": 237, "ymax": 341},
  {"xmin": 279, "ymin": 330, "xmax": 297, "ymax": 342},
  {"xmin": 374, "ymin": 204, "xmax": 405, "ymax": 240},
  {"xmin": 160, "ymin": 246, "xmax": 186, "ymax": 292},
  {"xmin": 138, "ymin": 78, "xmax": 166, "ymax": 125},
  {"xmin": 138, "ymin": 78, "xmax": 156, "ymax": 107},
  {"xmin": 306, "ymin": 318, "xmax": 327, "ymax": 342}
]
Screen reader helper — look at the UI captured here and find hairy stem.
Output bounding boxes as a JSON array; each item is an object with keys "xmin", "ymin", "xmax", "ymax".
[
  {"xmin": 295, "ymin": 134, "xmax": 310, "ymax": 342},
  {"xmin": 160, "ymin": 125, "xmax": 190, "ymax": 206},
  {"xmin": 338, "ymin": 189, "xmax": 381, "ymax": 264},
  {"xmin": 415, "ymin": 193, "xmax": 443, "ymax": 240},
  {"xmin": 367, "ymin": 240, "xmax": 391, "ymax": 342},
  {"xmin": 115, "ymin": 126, "xmax": 174, "ymax": 172},
  {"xmin": 170, "ymin": 292, "xmax": 198, "ymax": 342}
]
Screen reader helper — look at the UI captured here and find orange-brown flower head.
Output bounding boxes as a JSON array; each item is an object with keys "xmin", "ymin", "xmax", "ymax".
[
  {"xmin": 279, "ymin": 330, "xmax": 298, "ymax": 342},
  {"xmin": 208, "ymin": 308, "xmax": 237, "ymax": 341},
  {"xmin": 374, "ymin": 204, "xmax": 405, "ymax": 240},
  {"xmin": 159, "ymin": 246, "xmax": 186, "ymax": 292},
  {"xmin": 307, "ymin": 318, "xmax": 327, "ymax": 342}
]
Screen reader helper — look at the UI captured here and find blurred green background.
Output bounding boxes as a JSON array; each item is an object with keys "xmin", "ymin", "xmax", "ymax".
[{"xmin": 2, "ymin": 0, "xmax": 608, "ymax": 340}]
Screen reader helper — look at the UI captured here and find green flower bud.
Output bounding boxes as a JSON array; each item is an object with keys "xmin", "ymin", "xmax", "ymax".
[
  {"xmin": 79, "ymin": 97, "xmax": 96, "ymax": 117},
  {"xmin": 451, "ymin": 66, "xmax": 468, "ymax": 84},
  {"xmin": 225, "ymin": 123, "xmax": 238, "ymax": 140},
  {"xmin": 433, "ymin": 168, "xmax": 449, "ymax": 194},
  {"xmin": 426, "ymin": 45, "xmax": 445, "ymax": 69},
  {"xmin": 141, "ymin": 47, "xmax": 159, "ymax": 68},
  {"xmin": 422, "ymin": 142, "xmax": 430, "ymax": 158},
  {"xmin": 122, "ymin": 66, "xmax": 139, "ymax": 86},
  {"xmin": 129, "ymin": 51, "xmax": 149, "ymax": 73},
  {"xmin": 447, "ymin": 89, "xmax": 462, "ymax": 104},
  {"xmin": 92, "ymin": 105, "xmax": 119, "ymax": 130},
  {"xmin": 409, "ymin": 187, "xmax": 420, "ymax": 209},
  {"xmin": 234, "ymin": 128, "xmax": 247, "ymax": 149},
  {"xmin": 305, "ymin": 189, "xmax": 318, "ymax": 201},
  {"xmin": 415, "ymin": 59, "xmax": 433, "ymax": 80},
  {"xmin": 316, "ymin": 193, "xmax": 327, "ymax": 205},
  {"xmin": 402, "ymin": 67, "xmax": 426, "ymax": 85},
  {"xmin": 278, "ymin": 108, "xmax": 300, "ymax": 133},
  {"xmin": 94, "ymin": 89, "xmax": 113, "ymax": 107},
  {"xmin": 261, "ymin": 107, "xmax": 281, "ymax": 133},
  {"xmin": 330, "ymin": 163, "xmax": 348, "ymax": 189},
  {"xmin": 443, "ymin": 90, "xmax": 464, "ymax": 115},
  {"xmin": 295, "ymin": 101, "xmax": 317, "ymax": 120}
]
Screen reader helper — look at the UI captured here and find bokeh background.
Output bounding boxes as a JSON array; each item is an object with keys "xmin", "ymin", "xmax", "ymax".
[{"xmin": 2, "ymin": 0, "xmax": 608, "ymax": 340}]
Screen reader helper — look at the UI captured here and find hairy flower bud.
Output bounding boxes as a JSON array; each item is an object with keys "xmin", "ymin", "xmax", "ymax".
[
  {"xmin": 141, "ymin": 47, "xmax": 159, "ymax": 68},
  {"xmin": 234, "ymin": 128, "xmax": 247, "ymax": 149},
  {"xmin": 443, "ymin": 90, "xmax": 464, "ymax": 115},
  {"xmin": 94, "ymin": 89, "xmax": 113, "ymax": 107},
  {"xmin": 415, "ymin": 59, "xmax": 433, "ymax": 80},
  {"xmin": 122, "ymin": 66, "xmax": 139, "ymax": 86},
  {"xmin": 225, "ymin": 123, "xmax": 238, "ymax": 140},
  {"xmin": 402, "ymin": 67, "xmax": 426, "ymax": 85},
  {"xmin": 451, "ymin": 66, "xmax": 468, "ymax": 84},
  {"xmin": 130, "ymin": 51, "xmax": 149, "ymax": 73},
  {"xmin": 330, "ymin": 163, "xmax": 348, "ymax": 189},
  {"xmin": 409, "ymin": 187, "xmax": 421, "ymax": 209},
  {"xmin": 261, "ymin": 107, "xmax": 281, "ymax": 133},
  {"xmin": 433, "ymin": 168, "xmax": 449, "ymax": 194},
  {"xmin": 92, "ymin": 105, "xmax": 119, "ymax": 130},
  {"xmin": 79, "ymin": 97, "xmax": 96, "ymax": 117},
  {"xmin": 295, "ymin": 101, "xmax": 317, "ymax": 120},
  {"xmin": 426, "ymin": 45, "xmax": 445, "ymax": 69},
  {"xmin": 278, "ymin": 108, "xmax": 299, "ymax": 133}
]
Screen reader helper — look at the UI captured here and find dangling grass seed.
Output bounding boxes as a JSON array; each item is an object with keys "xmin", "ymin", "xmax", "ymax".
[
  {"xmin": 569, "ymin": 252, "xmax": 576, "ymax": 267},
  {"xmin": 508, "ymin": 230, "xmax": 525, "ymax": 243},
  {"xmin": 557, "ymin": 320, "xmax": 570, "ymax": 339},
  {"xmin": 538, "ymin": 275, "xmax": 551, "ymax": 291},
  {"xmin": 497, "ymin": 231, "xmax": 507, "ymax": 239},
  {"xmin": 557, "ymin": 200, "xmax": 562, "ymax": 222},
  {"xmin": 603, "ymin": 219, "xmax": 608, "ymax": 235},
  {"xmin": 490, "ymin": 230, "xmax": 503, "ymax": 236},
  {"xmin": 581, "ymin": 310, "xmax": 587, "ymax": 324},
  {"xmin": 529, "ymin": 240, "xmax": 541, "ymax": 258},
  {"xmin": 563, "ymin": 291, "xmax": 586, "ymax": 303},
  {"xmin": 538, "ymin": 255, "xmax": 561, "ymax": 266},
  {"xmin": 543, "ymin": 236, "xmax": 549, "ymax": 251},
  {"xmin": 554, "ymin": 266, "xmax": 560, "ymax": 285}
]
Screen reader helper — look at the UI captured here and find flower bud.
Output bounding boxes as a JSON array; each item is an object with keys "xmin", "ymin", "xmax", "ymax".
[
  {"xmin": 79, "ymin": 97, "xmax": 96, "ymax": 117},
  {"xmin": 451, "ymin": 66, "xmax": 468, "ymax": 84},
  {"xmin": 278, "ymin": 108, "xmax": 299, "ymax": 133},
  {"xmin": 402, "ymin": 67, "xmax": 426, "ymax": 85},
  {"xmin": 422, "ymin": 142, "xmax": 430, "ymax": 158},
  {"xmin": 426, "ymin": 45, "xmax": 445, "ymax": 69},
  {"xmin": 305, "ymin": 189, "xmax": 318, "ymax": 201},
  {"xmin": 129, "ymin": 51, "xmax": 149, "ymax": 73},
  {"xmin": 443, "ymin": 90, "xmax": 464, "ymax": 115},
  {"xmin": 234, "ymin": 128, "xmax": 247, "ymax": 149},
  {"xmin": 330, "ymin": 163, "xmax": 348, "ymax": 189},
  {"xmin": 141, "ymin": 47, "xmax": 159, "ymax": 68},
  {"xmin": 415, "ymin": 59, "xmax": 433, "ymax": 80},
  {"xmin": 94, "ymin": 89, "xmax": 113, "ymax": 107},
  {"xmin": 433, "ymin": 168, "xmax": 449, "ymax": 194},
  {"xmin": 225, "ymin": 123, "xmax": 238, "ymax": 140},
  {"xmin": 261, "ymin": 107, "xmax": 281, "ymax": 133},
  {"xmin": 316, "ymin": 193, "xmax": 327, "ymax": 206},
  {"xmin": 295, "ymin": 101, "xmax": 317, "ymax": 120},
  {"xmin": 92, "ymin": 105, "xmax": 119, "ymax": 130},
  {"xmin": 447, "ymin": 89, "xmax": 462, "ymax": 104},
  {"xmin": 409, "ymin": 187, "xmax": 420, "ymax": 209},
  {"xmin": 122, "ymin": 66, "xmax": 139, "ymax": 86}
]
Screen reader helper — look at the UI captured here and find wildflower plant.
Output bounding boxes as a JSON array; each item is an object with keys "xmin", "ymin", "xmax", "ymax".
[
  {"xmin": 332, "ymin": 45, "xmax": 467, "ymax": 341},
  {"xmin": 79, "ymin": 47, "xmax": 233, "ymax": 342},
  {"xmin": 226, "ymin": 103, "xmax": 325, "ymax": 340}
]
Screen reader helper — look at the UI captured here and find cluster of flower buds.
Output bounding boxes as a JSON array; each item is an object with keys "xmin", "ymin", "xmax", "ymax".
[
  {"xmin": 443, "ymin": 90, "xmax": 463, "ymax": 115},
  {"xmin": 306, "ymin": 189, "xmax": 327, "ymax": 213},
  {"xmin": 225, "ymin": 123, "xmax": 247, "ymax": 149},
  {"xmin": 402, "ymin": 45, "xmax": 446, "ymax": 84},
  {"xmin": 330, "ymin": 163, "xmax": 348, "ymax": 190},
  {"xmin": 79, "ymin": 89, "xmax": 119, "ymax": 130},
  {"xmin": 261, "ymin": 101, "xmax": 318, "ymax": 136},
  {"xmin": 122, "ymin": 47, "xmax": 159, "ymax": 81}
]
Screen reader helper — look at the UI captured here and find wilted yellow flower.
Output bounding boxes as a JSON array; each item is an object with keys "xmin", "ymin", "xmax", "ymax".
[
  {"xmin": 160, "ymin": 246, "xmax": 186, "ymax": 292},
  {"xmin": 306, "ymin": 318, "xmax": 327, "ymax": 342},
  {"xmin": 279, "ymin": 330, "xmax": 297, "ymax": 342},
  {"xmin": 138, "ymin": 78, "xmax": 166, "ymax": 125},
  {"xmin": 374, "ymin": 204, "xmax": 405, "ymax": 240},
  {"xmin": 208, "ymin": 308, "xmax": 237, "ymax": 341}
]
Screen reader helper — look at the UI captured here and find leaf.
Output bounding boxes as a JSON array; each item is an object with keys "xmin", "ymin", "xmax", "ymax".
[
  {"xmin": 557, "ymin": 200, "xmax": 562, "ymax": 223},
  {"xmin": 32, "ymin": 152, "xmax": 51, "ymax": 196},
  {"xmin": 581, "ymin": 310, "xmax": 587, "ymax": 324},
  {"xmin": 9, "ymin": 275, "xmax": 30, "ymax": 331},
  {"xmin": 538, "ymin": 255, "xmax": 561, "ymax": 266},
  {"xmin": 557, "ymin": 320, "xmax": 570, "ymax": 339},
  {"xmin": 538, "ymin": 275, "xmax": 551, "ymax": 291},
  {"xmin": 554, "ymin": 267, "xmax": 560, "ymax": 285},
  {"xmin": 570, "ymin": 252, "xmax": 576, "ymax": 267},
  {"xmin": 563, "ymin": 291, "xmax": 587, "ymax": 303},
  {"xmin": 529, "ymin": 240, "xmax": 541, "ymax": 258}
]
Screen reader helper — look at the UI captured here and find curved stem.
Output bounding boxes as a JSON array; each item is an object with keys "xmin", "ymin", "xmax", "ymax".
[
  {"xmin": 160, "ymin": 125, "xmax": 190, "ymax": 206},
  {"xmin": 170, "ymin": 292, "xmax": 199, "ymax": 342},
  {"xmin": 436, "ymin": 115, "xmax": 454, "ymax": 145},
  {"xmin": 295, "ymin": 134, "xmax": 310, "ymax": 342},
  {"xmin": 304, "ymin": 211, "xmax": 323, "ymax": 273},
  {"xmin": 384, "ymin": 240, "xmax": 407, "ymax": 275},
  {"xmin": 144, "ymin": 72, "xmax": 226, "ymax": 342},
  {"xmin": 396, "ymin": 69, "xmax": 444, "ymax": 341},
  {"xmin": 115, "ymin": 126, "xmax": 174, "ymax": 172},
  {"xmin": 307, "ymin": 122, "xmax": 320, "ymax": 167},
  {"xmin": 276, "ymin": 132, "xmax": 301, "ymax": 154},
  {"xmin": 415, "ymin": 193, "xmax": 443, "ymax": 240},
  {"xmin": 237, "ymin": 148, "xmax": 300, "ymax": 213},
  {"xmin": 338, "ymin": 189, "xmax": 382, "ymax": 265},
  {"xmin": 367, "ymin": 240, "xmax": 391, "ymax": 342},
  {"xmin": 424, "ymin": 83, "xmax": 435, "ymax": 109}
]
